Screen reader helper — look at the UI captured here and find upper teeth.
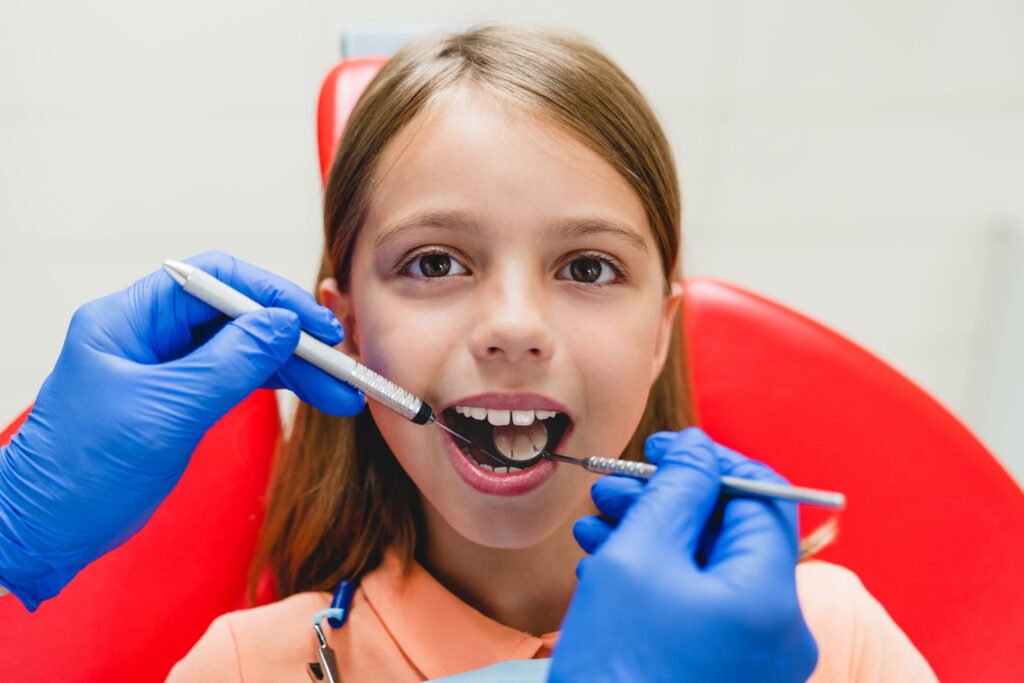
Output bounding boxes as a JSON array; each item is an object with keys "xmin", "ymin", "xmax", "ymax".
[{"xmin": 453, "ymin": 406, "xmax": 558, "ymax": 426}]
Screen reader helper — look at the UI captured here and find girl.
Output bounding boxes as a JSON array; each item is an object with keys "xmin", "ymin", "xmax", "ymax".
[{"xmin": 169, "ymin": 24, "xmax": 935, "ymax": 681}]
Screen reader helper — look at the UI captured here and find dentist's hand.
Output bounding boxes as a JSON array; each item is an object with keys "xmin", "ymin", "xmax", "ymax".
[
  {"xmin": 551, "ymin": 428, "xmax": 818, "ymax": 683},
  {"xmin": 0, "ymin": 251, "xmax": 363, "ymax": 610}
]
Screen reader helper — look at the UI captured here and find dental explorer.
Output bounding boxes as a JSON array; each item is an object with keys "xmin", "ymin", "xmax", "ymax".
[{"xmin": 163, "ymin": 259, "xmax": 846, "ymax": 510}]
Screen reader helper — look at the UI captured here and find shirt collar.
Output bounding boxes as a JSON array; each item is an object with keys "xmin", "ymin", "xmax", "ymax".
[{"xmin": 360, "ymin": 549, "xmax": 556, "ymax": 680}]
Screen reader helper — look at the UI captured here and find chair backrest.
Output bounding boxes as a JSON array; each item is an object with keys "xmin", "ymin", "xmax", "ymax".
[
  {"xmin": 0, "ymin": 391, "xmax": 281, "ymax": 681},
  {"xmin": 682, "ymin": 278, "xmax": 1024, "ymax": 682},
  {"xmin": 317, "ymin": 57, "xmax": 386, "ymax": 182}
]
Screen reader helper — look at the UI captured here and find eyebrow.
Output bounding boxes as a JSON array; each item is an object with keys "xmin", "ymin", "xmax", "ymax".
[
  {"xmin": 373, "ymin": 210, "xmax": 650, "ymax": 254},
  {"xmin": 550, "ymin": 218, "xmax": 649, "ymax": 254},
  {"xmin": 373, "ymin": 210, "xmax": 479, "ymax": 250}
]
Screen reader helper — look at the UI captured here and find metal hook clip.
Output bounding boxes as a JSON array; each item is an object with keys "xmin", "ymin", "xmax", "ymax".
[{"xmin": 307, "ymin": 608, "xmax": 346, "ymax": 682}]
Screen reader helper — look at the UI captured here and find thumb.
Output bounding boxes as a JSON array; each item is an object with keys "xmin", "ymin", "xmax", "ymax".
[
  {"xmin": 607, "ymin": 427, "xmax": 722, "ymax": 560},
  {"xmin": 166, "ymin": 308, "xmax": 301, "ymax": 421}
]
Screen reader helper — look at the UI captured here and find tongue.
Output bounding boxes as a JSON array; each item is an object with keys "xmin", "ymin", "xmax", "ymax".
[{"xmin": 493, "ymin": 420, "xmax": 548, "ymax": 462}]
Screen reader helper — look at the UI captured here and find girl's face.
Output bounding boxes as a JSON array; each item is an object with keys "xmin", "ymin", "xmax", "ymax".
[{"xmin": 322, "ymin": 87, "xmax": 682, "ymax": 550}]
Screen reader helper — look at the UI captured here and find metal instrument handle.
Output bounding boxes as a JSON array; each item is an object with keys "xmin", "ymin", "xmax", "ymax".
[
  {"xmin": 346, "ymin": 361, "xmax": 426, "ymax": 423},
  {"xmin": 583, "ymin": 456, "xmax": 656, "ymax": 479},
  {"xmin": 582, "ymin": 456, "xmax": 845, "ymax": 508}
]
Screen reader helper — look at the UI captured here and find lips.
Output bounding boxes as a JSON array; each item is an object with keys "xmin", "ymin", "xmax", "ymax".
[{"xmin": 438, "ymin": 391, "xmax": 575, "ymax": 496}]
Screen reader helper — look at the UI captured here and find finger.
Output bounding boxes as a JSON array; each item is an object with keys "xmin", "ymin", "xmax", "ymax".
[
  {"xmin": 128, "ymin": 251, "xmax": 344, "ymax": 362},
  {"xmin": 268, "ymin": 355, "xmax": 366, "ymax": 417},
  {"xmin": 705, "ymin": 458, "xmax": 800, "ymax": 576},
  {"xmin": 575, "ymin": 556, "xmax": 591, "ymax": 580},
  {"xmin": 161, "ymin": 308, "xmax": 302, "ymax": 424},
  {"xmin": 644, "ymin": 428, "xmax": 749, "ymax": 468},
  {"xmin": 606, "ymin": 427, "xmax": 721, "ymax": 557},
  {"xmin": 195, "ymin": 253, "xmax": 343, "ymax": 343},
  {"xmin": 591, "ymin": 476, "xmax": 643, "ymax": 522},
  {"xmin": 642, "ymin": 430, "xmax": 676, "ymax": 464},
  {"xmin": 573, "ymin": 515, "xmax": 615, "ymax": 555}
]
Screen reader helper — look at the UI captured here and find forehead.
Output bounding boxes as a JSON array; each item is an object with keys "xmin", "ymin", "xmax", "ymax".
[{"xmin": 362, "ymin": 87, "xmax": 652, "ymax": 246}]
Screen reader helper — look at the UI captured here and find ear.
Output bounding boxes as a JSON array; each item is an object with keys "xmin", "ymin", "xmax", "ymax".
[
  {"xmin": 650, "ymin": 281, "xmax": 684, "ymax": 385},
  {"xmin": 318, "ymin": 277, "xmax": 362, "ymax": 363}
]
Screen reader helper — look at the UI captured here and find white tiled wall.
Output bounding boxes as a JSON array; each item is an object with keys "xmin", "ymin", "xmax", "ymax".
[{"xmin": 1, "ymin": 0, "xmax": 1021, "ymax": 483}]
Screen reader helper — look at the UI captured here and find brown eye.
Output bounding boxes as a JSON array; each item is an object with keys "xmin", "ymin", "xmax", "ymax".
[
  {"xmin": 419, "ymin": 253, "xmax": 451, "ymax": 277},
  {"xmin": 569, "ymin": 257, "xmax": 603, "ymax": 283},
  {"xmin": 400, "ymin": 249, "xmax": 468, "ymax": 280},
  {"xmin": 556, "ymin": 253, "xmax": 625, "ymax": 286}
]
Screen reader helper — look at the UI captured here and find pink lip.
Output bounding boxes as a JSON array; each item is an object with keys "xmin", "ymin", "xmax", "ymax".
[
  {"xmin": 438, "ymin": 392, "xmax": 575, "ymax": 497},
  {"xmin": 443, "ymin": 435, "xmax": 558, "ymax": 496}
]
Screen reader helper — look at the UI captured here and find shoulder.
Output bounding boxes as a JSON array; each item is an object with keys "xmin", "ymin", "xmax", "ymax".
[
  {"xmin": 166, "ymin": 592, "xmax": 330, "ymax": 683},
  {"xmin": 795, "ymin": 560, "xmax": 866, "ymax": 614},
  {"xmin": 795, "ymin": 561, "xmax": 937, "ymax": 682},
  {"xmin": 218, "ymin": 591, "xmax": 331, "ymax": 645}
]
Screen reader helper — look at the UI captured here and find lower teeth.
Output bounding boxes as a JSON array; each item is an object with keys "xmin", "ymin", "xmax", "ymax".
[
  {"xmin": 478, "ymin": 464, "xmax": 523, "ymax": 473},
  {"xmin": 457, "ymin": 443, "xmax": 524, "ymax": 473}
]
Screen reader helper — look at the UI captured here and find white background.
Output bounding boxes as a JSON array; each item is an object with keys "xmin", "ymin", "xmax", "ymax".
[{"xmin": 1, "ymin": 1, "xmax": 1021, "ymax": 483}]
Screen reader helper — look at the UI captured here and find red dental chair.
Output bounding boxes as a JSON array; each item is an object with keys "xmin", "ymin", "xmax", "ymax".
[{"xmin": 1, "ymin": 56, "xmax": 1021, "ymax": 682}]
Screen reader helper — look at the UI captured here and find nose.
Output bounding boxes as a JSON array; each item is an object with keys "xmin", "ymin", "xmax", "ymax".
[{"xmin": 467, "ymin": 269, "xmax": 554, "ymax": 365}]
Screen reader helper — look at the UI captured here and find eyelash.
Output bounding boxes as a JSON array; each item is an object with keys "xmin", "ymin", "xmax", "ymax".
[
  {"xmin": 566, "ymin": 251, "xmax": 629, "ymax": 287},
  {"xmin": 395, "ymin": 247, "xmax": 469, "ymax": 283},
  {"xmin": 395, "ymin": 247, "xmax": 629, "ymax": 287}
]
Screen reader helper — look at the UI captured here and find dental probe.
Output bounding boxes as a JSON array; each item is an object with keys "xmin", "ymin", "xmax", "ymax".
[
  {"xmin": 161, "ymin": 260, "xmax": 499, "ymax": 459},
  {"xmin": 542, "ymin": 452, "xmax": 846, "ymax": 509}
]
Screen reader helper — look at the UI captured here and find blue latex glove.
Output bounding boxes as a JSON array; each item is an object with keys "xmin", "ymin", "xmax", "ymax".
[
  {"xmin": 0, "ymin": 251, "xmax": 364, "ymax": 610},
  {"xmin": 551, "ymin": 427, "xmax": 818, "ymax": 683}
]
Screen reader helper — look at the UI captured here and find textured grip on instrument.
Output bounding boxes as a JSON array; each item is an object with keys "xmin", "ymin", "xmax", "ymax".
[
  {"xmin": 584, "ymin": 457, "xmax": 656, "ymax": 479},
  {"xmin": 349, "ymin": 363, "xmax": 423, "ymax": 422}
]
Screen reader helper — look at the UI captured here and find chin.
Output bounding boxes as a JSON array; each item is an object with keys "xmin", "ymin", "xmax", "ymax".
[
  {"xmin": 451, "ymin": 515, "xmax": 568, "ymax": 549},
  {"xmin": 434, "ymin": 492, "xmax": 580, "ymax": 550}
]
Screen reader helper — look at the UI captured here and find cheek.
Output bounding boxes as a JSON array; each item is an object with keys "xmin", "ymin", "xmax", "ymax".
[
  {"xmin": 353, "ymin": 290, "xmax": 461, "ymax": 394},
  {"xmin": 350, "ymin": 292, "xmax": 463, "ymax": 482},
  {"xmin": 368, "ymin": 403, "xmax": 433, "ymax": 480},
  {"xmin": 563, "ymin": 298, "xmax": 663, "ymax": 449}
]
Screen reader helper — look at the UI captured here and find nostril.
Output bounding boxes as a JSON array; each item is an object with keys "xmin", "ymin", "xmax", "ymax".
[{"xmin": 485, "ymin": 346, "xmax": 543, "ymax": 357}]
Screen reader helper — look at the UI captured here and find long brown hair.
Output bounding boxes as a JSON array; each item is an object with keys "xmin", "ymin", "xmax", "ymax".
[{"xmin": 250, "ymin": 24, "xmax": 698, "ymax": 601}]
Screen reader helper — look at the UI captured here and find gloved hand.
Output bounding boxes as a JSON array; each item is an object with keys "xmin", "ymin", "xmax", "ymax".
[
  {"xmin": 551, "ymin": 427, "xmax": 818, "ymax": 683},
  {"xmin": 0, "ymin": 251, "xmax": 363, "ymax": 610}
]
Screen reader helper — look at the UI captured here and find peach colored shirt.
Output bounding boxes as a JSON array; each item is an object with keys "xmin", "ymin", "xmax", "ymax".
[{"xmin": 167, "ymin": 551, "xmax": 936, "ymax": 682}]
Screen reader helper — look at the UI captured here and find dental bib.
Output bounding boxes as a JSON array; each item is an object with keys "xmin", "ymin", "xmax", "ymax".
[{"xmin": 427, "ymin": 658, "xmax": 551, "ymax": 683}]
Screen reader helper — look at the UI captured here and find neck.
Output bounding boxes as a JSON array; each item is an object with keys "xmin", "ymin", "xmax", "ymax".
[{"xmin": 418, "ymin": 499, "xmax": 591, "ymax": 635}]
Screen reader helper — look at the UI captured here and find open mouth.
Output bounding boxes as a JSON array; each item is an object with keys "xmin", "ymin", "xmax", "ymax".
[{"xmin": 441, "ymin": 406, "xmax": 572, "ymax": 472}]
